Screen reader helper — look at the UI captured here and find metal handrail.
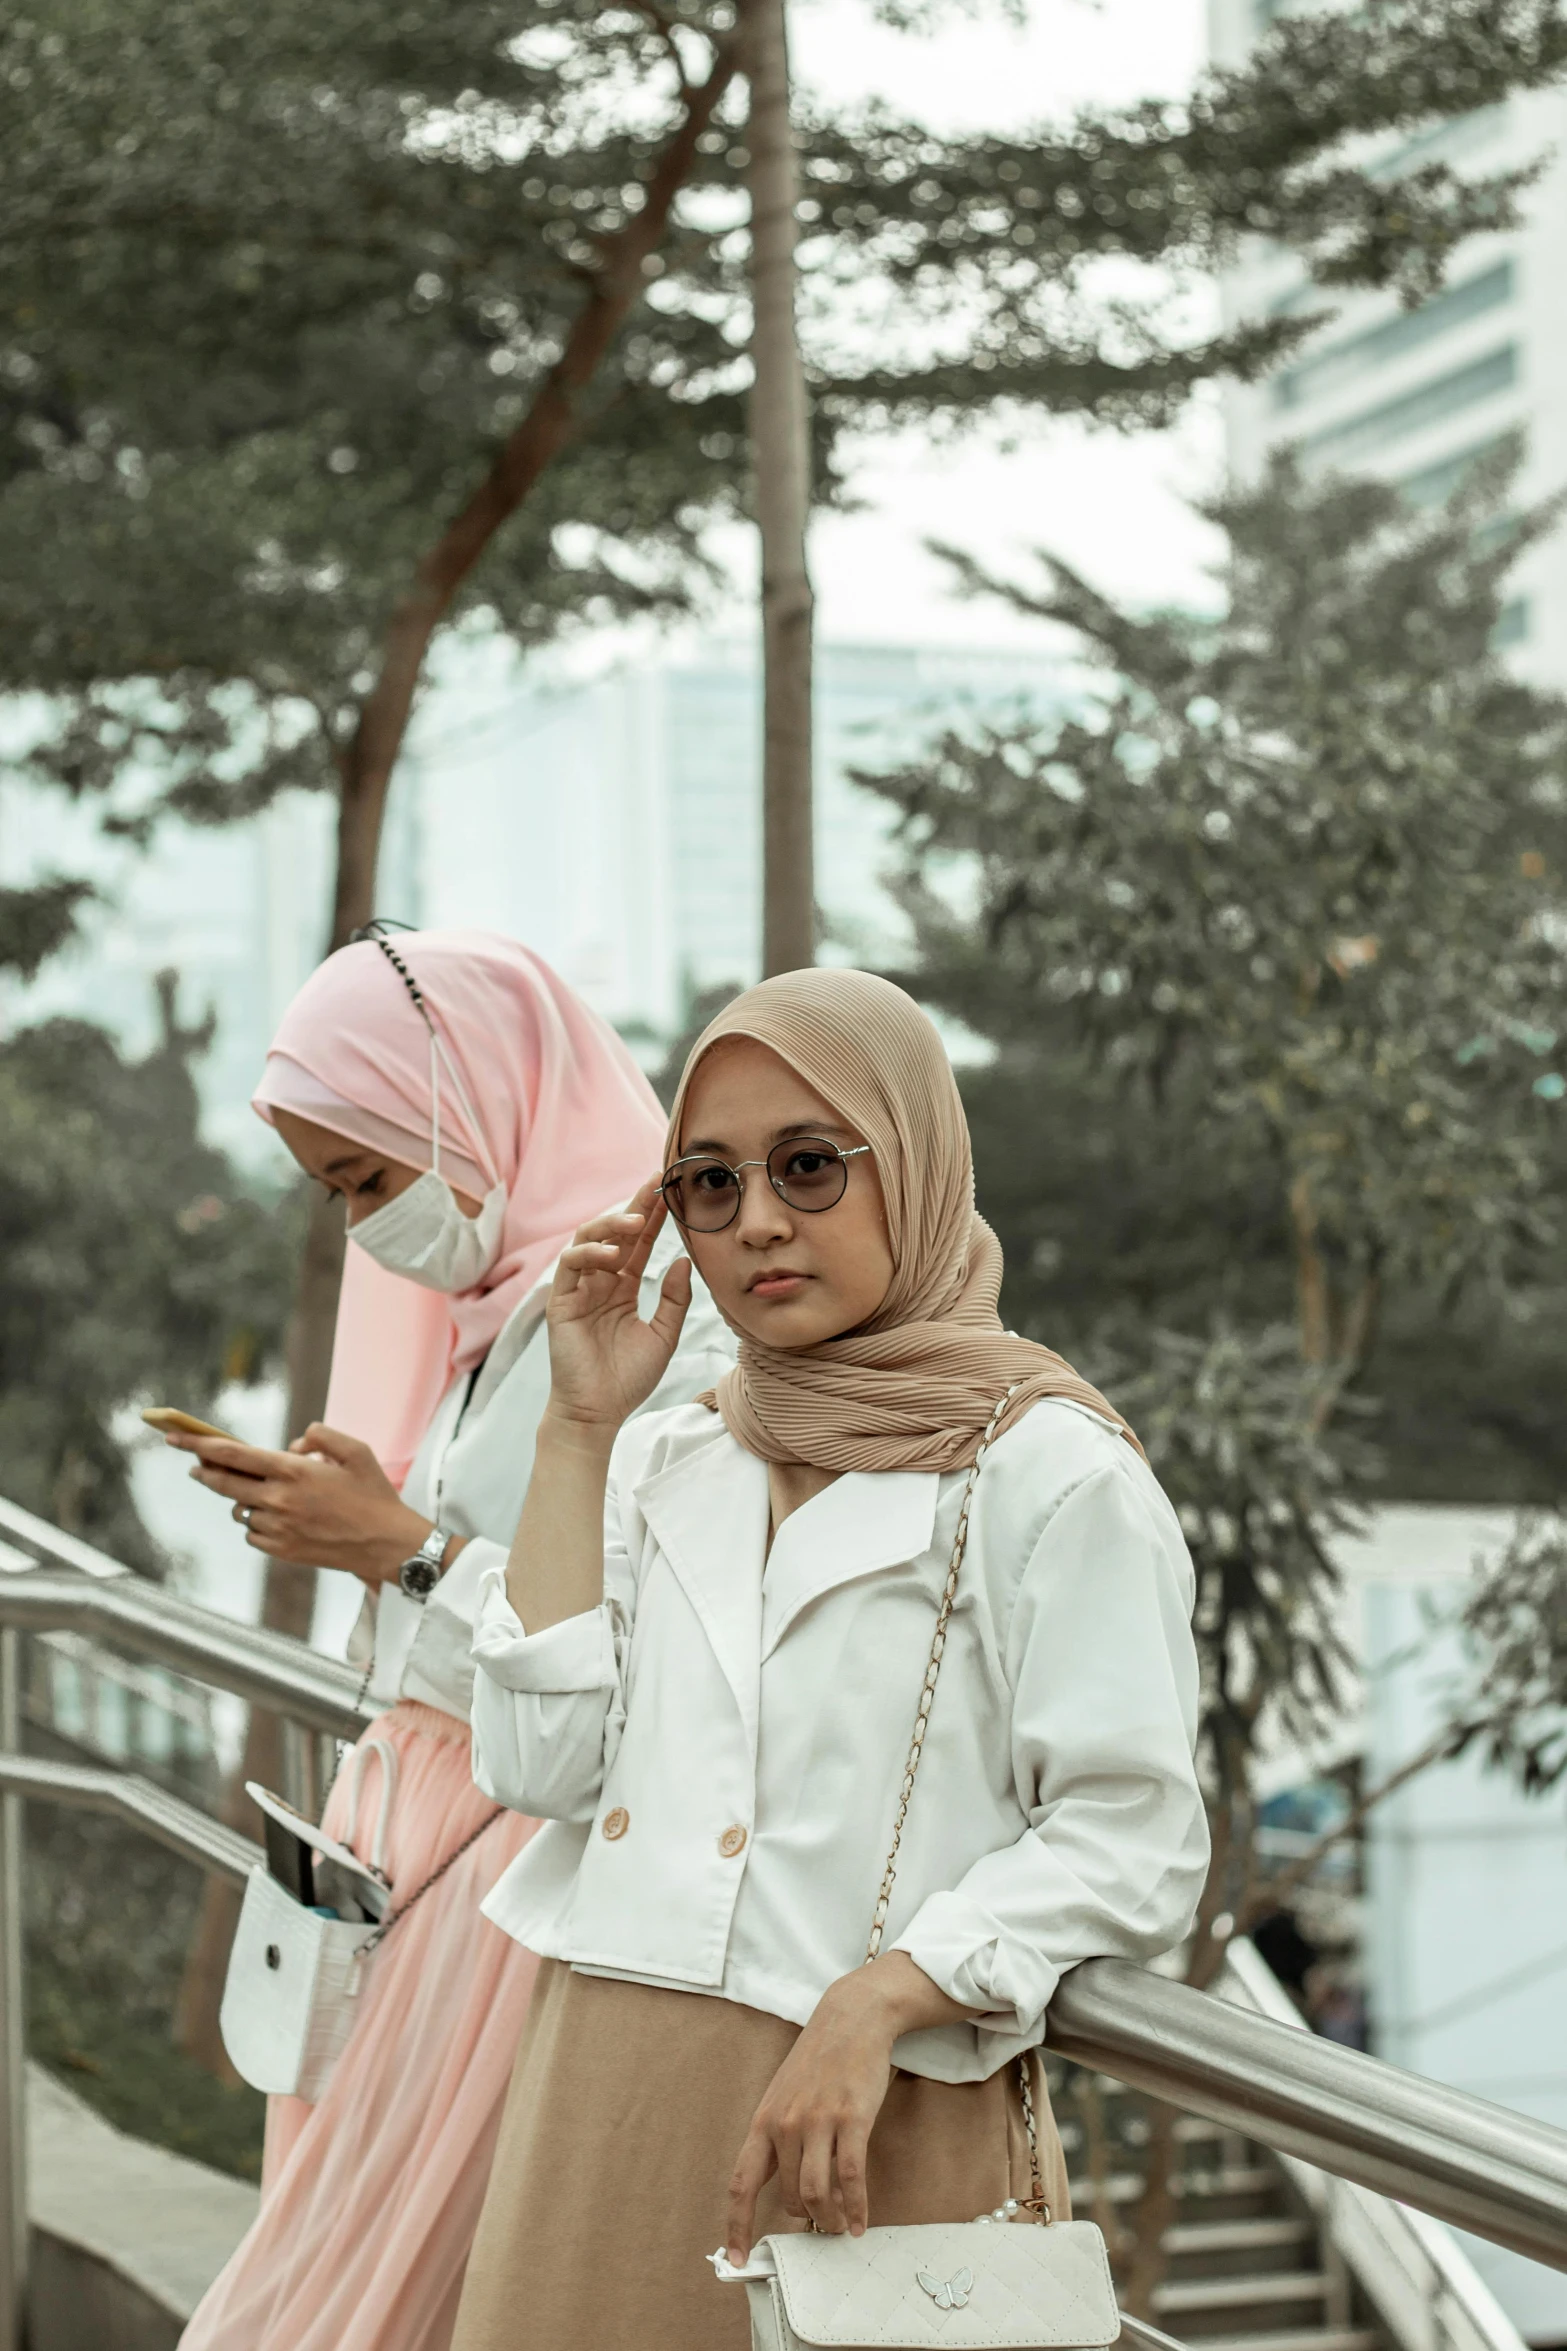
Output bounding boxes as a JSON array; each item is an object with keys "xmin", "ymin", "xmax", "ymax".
[
  {"xmin": 0, "ymin": 1755, "xmax": 259, "ymax": 1885},
  {"xmin": 1049, "ymin": 1959, "xmax": 1567, "ymax": 2271},
  {"xmin": 0, "ymin": 1497, "xmax": 131, "ymax": 1583},
  {"xmin": 0, "ymin": 1551, "xmax": 1562, "ymax": 2327},
  {"xmin": 0, "ymin": 1570, "xmax": 373, "ymax": 1740},
  {"xmin": 0, "ymin": 1555, "xmax": 377, "ymax": 2350}
]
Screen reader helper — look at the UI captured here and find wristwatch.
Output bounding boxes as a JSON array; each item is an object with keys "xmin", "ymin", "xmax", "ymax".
[{"xmin": 397, "ymin": 1527, "xmax": 452, "ymax": 1603}]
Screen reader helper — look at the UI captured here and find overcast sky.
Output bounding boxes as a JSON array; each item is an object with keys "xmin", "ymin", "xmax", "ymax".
[{"xmin": 719, "ymin": 0, "xmax": 1226, "ymax": 654}]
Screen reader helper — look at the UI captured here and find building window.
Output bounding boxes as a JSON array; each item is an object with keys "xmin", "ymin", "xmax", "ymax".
[
  {"xmin": 1273, "ymin": 261, "xmax": 1514, "ymax": 412},
  {"xmin": 1492, "ymin": 598, "xmax": 1530, "ymax": 649},
  {"xmin": 1367, "ymin": 105, "xmax": 1508, "ymax": 183},
  {"xmin": 1302, "ymin": 345, "xmax": 1518, "ymax": 465},
  {"xmin": 1397, "ymin": 435, "xmax": 1511, "ymax": 509}
]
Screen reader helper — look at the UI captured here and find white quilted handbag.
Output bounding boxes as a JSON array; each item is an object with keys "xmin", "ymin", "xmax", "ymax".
[
  {"xmin": 723, "ymin": 1387, "xmax": 1124, "ymax": 2351},
  {"xmin": 219, "ymin": 1737, "xmax": 398, "ymax": 2102},
  {"xmin": 736, "ymin": 2218, "xmax": 1118, "ymax": 2350}
]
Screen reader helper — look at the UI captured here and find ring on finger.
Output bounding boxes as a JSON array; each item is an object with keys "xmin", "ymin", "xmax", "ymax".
[{"xmin": 237, "ymin": 1505, "xmax": 254, "ymax": 1527}]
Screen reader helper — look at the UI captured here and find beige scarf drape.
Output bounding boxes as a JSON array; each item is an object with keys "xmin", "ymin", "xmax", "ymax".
[{"xmin": 665, "ymin": 968, "xmax": 1140, "ymax": 1474}]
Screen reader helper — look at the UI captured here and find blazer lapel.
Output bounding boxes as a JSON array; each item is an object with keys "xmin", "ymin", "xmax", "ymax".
[
  {"xmin": 762, "ymin": 1471, "xmax": 940, "ymax": 1659},
  {"xmin": 634, "ymin": 1428, "xmax": 769, "ymax": 1749}
]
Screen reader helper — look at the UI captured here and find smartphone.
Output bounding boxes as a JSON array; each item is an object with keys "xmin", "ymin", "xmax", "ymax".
[
  {"xmin": 262, "ymin": 1808, "xmax": 317, "ymax": 1908},
  {"xmin": 142, "ymin": 1406, "xmax": 235, "ymax": 1441}
]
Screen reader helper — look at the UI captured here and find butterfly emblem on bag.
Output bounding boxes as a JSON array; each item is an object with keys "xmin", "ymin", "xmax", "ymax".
[{"xmin": 917, "ymin": 2265, "xmax": 974, "ymax": 2312}]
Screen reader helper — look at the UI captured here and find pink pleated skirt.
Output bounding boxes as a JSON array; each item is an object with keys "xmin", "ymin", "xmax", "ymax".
[{"xmin": 180, "ymin": 1701, "xmax": 541, "ymax": 2351}]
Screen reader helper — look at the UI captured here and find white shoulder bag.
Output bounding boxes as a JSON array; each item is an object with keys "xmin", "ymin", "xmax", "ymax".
[
  {"xmin": 725, "ymin": 1386, "xmax": 1125, "ymax": 2351},
  {"xmin": 220, "ymin": 1737, "xmax": 502, "ymax": 2103}
]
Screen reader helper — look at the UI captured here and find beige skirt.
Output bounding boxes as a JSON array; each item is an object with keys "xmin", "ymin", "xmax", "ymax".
[{"xmin": 452, "ymin": 1959, "xmax": 1072, "ymax": 2351}]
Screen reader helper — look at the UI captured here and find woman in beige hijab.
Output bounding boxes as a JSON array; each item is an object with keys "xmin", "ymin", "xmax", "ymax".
[{"xmin": 454, "ymin": 970, "xmax": 1209, "ymax": 2351}]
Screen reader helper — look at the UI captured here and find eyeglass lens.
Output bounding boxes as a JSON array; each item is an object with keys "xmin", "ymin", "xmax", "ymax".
[{"xmin": 662, "ymin": 1139, "xmax": 851, "ymax": 1232}]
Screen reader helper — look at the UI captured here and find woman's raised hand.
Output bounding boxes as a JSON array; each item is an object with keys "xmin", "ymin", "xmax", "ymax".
[{"xmin": 544, "ymin": 1179, "xmax": 692, "ymax": 1432}]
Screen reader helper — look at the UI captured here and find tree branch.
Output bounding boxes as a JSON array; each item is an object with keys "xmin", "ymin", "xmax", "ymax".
[
  {"xmin": 1237, "ymin": 1726, "xmax": 1460, "ymax": 1934},
  {"xmin": 326, "ymin": 32, "xmax": 741, "ymax": 949}
]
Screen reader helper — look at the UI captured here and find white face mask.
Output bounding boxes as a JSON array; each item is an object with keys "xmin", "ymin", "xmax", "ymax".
[
  {"xmin": 350, "ymin": 1169, "xmax": 507, "ymax": 1292},
  {"xmin": 347, "ymin": 1021, "xmax": 506, "ymax": 1294}
]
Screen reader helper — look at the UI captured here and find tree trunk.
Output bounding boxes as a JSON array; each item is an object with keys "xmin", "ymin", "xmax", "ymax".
[
  {"xmin": 1288, "ymin": 1170, "xmax": 1331, "ymax": 1368},
  {"xmin": 173, "ymin": 41, "xmax": 742, "ymax": 2075},
  {"xmin": 744, "ymin": 0, "xmax": 815, "ymax": 979}
]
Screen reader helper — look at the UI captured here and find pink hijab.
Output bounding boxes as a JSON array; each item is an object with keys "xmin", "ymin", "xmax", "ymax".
[{"xmin": 253, "ymin": 930, "xmax": 667, "ymax": 1485}]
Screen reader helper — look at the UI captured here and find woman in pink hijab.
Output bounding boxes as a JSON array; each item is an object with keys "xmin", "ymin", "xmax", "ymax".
[{"xmin": 166, "ymin": 928, "xmax": 733, "ymax": 2351}]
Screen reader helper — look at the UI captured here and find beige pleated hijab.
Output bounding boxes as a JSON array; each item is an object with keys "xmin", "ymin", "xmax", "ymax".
[{"xmin": 666, "ymin": 968, "xmax": 1141, "ymax": 1474}]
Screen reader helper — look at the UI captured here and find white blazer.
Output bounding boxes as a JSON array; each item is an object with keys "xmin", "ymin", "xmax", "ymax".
[{"xmin": 472, "ymin": 1395, "xmax": 1209, "ymax": 2082}]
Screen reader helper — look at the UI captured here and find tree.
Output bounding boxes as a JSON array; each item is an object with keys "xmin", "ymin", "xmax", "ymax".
[
  {"xmin": 743, "ymin": 0, "xmax": 816, "ymax": 975},
  {"xmin": 8, "ymin": 0, "xmax": 1567, "ymax": 1021},
  {"xmin": 859, "ymin": 445, "xmax": 1567, "ymax": 2305},
  {"xmin": 868, "ymin": 443, "xmax": 1567, "ymax": 1407},
  {"xmin": 0, "ymin": 976, "xmax": 295, "ymax": 1569},
  {"xmin": 1457, "ymin": 1515, "xmax": 1567, "ymax": 1791}
]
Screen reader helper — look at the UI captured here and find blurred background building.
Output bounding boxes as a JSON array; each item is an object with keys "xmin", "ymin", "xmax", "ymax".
[
  {"xmin": 1210, "ymin": 11, "xmax": 1567, "ymax": 2335},
  {"xmin": 1210, "ymin": 2, "xmax": 1567, "ymax": 694},
  {"xmin": 0, "ymin": 637, "xmax": 1063, "ymax": 1163}
]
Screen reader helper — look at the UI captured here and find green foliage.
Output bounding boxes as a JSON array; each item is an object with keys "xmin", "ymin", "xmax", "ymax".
[
  {"xmin": 870, "ymin": 446, "xmax": 1567, "ymax": 1364},
  {"xmin": 1105, "ymin": 1322, "xmax": 1370, "ymax": 1800},
  {"xmin": 0, "ymin": 0, "xmax": 757, "ymax": 830},
  {"xmin": 804, "ymin": 0, "xmax": 1567, "ymax": 422},
  {"xmin": 1456, "ymin": 1516, "xmax": 1567, "ymax": 1789},
  {"xmin": 0, "ymin": 980, "xmax": 296, "ymax": 1566},
  {"xmin": 0, "ymin": 877, "xmax": 96, "ymax": 977},
  {"xmin": 4, "ymin": 0, "xmax": 1566, "ymax": 836}
]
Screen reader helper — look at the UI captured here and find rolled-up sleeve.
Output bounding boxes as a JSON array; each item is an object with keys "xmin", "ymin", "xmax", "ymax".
[
  {"xmin": 893, "ymin": 1461, "xmax": 1209, "ymax": 2050},
  {"xmin": 470, "ymin": 1458, "xmax": 638, "ymax": 1821}
]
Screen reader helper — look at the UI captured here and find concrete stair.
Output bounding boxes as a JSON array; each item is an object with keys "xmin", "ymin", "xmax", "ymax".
[{"xmin": 1067, "ymin": 2110, "xmax": 1389, "ymax": 2351}]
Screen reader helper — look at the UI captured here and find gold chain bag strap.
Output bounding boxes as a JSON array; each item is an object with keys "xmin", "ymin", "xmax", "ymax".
[
  {"xmin": 729, "ymin": 1382, "xmax": 1124, "ymax": 2351},
  {"xmin": 862, "ymin": 1379, "xmax": 1049, "ymax": 2214}
]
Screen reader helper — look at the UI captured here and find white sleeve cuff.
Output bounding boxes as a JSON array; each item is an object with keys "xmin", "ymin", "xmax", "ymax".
[
  {"xmin": 471, "ymin": 1562, "xmax": 620, "ymax": 1695},
  {"xmin": 891, "ymin": 1889, "xmax": 1063, "ymax": 2042}
]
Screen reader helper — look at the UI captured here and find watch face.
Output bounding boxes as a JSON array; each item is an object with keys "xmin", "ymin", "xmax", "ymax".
[{"xmin": 399, "ymin": 1554, "xmax": 441, "ymax": 1600}]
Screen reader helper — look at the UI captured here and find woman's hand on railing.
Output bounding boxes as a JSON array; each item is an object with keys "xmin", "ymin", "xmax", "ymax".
[
  {"xmin": 160, "ymin": 1423, "xmax": 442, "ymax": 1587},
  {"xmin": 725, "ymin": 1952, "xmax": 974, "ymax": 2263}
]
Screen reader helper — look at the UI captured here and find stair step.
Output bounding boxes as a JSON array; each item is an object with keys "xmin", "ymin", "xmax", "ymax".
[
  {"xmin": 1177, "ymin": 2167, "xmax": 1280, "ymax": 2198},
  {"xmin": 1155, "ymin": 2273, "xmax": 1329, "ymax": 2316},
  {"xmin": 1066, "ymin": 2166, "xmax": 1279, "ymax": 2208},
  {"xmin": 1163, "ymin": 2219, "xmax": 1314, "ymax": 2257},
  {"xmin": 1184, "ymin": 2334, "xmax": 1381, "ymax": 2351}
]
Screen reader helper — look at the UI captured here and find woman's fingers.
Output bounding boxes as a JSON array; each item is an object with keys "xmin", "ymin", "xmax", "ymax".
[
  {"xmin": 232, "ymin": 1501, "xmax": 282, "ymax": 1549},
  {"xmin": 556, "ymin": 1213, "xmax": 645, "ymax": 1287},
  {"xmin": 835, "ymin": 2121, "xmax": 871, "ymax": 2237},
  {"xmin": 164, "ymin": 1432, "xmax": 281, "ymax": 1477},
  {"xmin": 726, "ymin": 2126, "xmax": 779, "ymax": 2266},
  {"xmin": 616, "ymin": 1180, "xmax": 667, "ymax": 1283},
  {"xmin": 190, "ymin": 1460, "xmax": 272, "ymax": 1505},
  {"xmin": 799, "ymin": 2122, "xmax": 848, "ymax": 2235},
  {"xmin": 647, "ymin": 1254, "xmax": 692, "ymax": 1351}
]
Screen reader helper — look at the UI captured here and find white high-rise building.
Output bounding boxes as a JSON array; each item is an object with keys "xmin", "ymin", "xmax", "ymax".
[{"xmin": 1210, "ymin": 0, "xmax": 1567, "ymax": 693}]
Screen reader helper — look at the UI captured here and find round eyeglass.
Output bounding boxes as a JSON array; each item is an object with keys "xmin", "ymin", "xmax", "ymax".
[{"xmin": 657, "ymin": 1138, "xmax": 873, "ymax": 1234}]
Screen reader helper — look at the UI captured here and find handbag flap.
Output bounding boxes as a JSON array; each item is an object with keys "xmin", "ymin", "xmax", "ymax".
[
  {"xmin": 245, "ymin": 1782, "xmax": 389, "ymax": 1918},
  {"xmin": 766, "ymin": 2220, "xmax": 1119, "ymax": 2350}
]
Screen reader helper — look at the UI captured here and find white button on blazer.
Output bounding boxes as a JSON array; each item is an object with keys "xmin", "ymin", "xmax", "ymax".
[{"xmin": 471, "ymin": 1395, "xmax": 1210, "ymax": 2084}]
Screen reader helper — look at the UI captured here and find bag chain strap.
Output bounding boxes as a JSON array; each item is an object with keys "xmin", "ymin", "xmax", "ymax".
[
  {"xmin": 860, "ymin": 1381, "xmax": 1048, "ymax": 2216},
  {"xmin": 357, "ymin": 1805, "xmax": 505, "ymax": 1959}
]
